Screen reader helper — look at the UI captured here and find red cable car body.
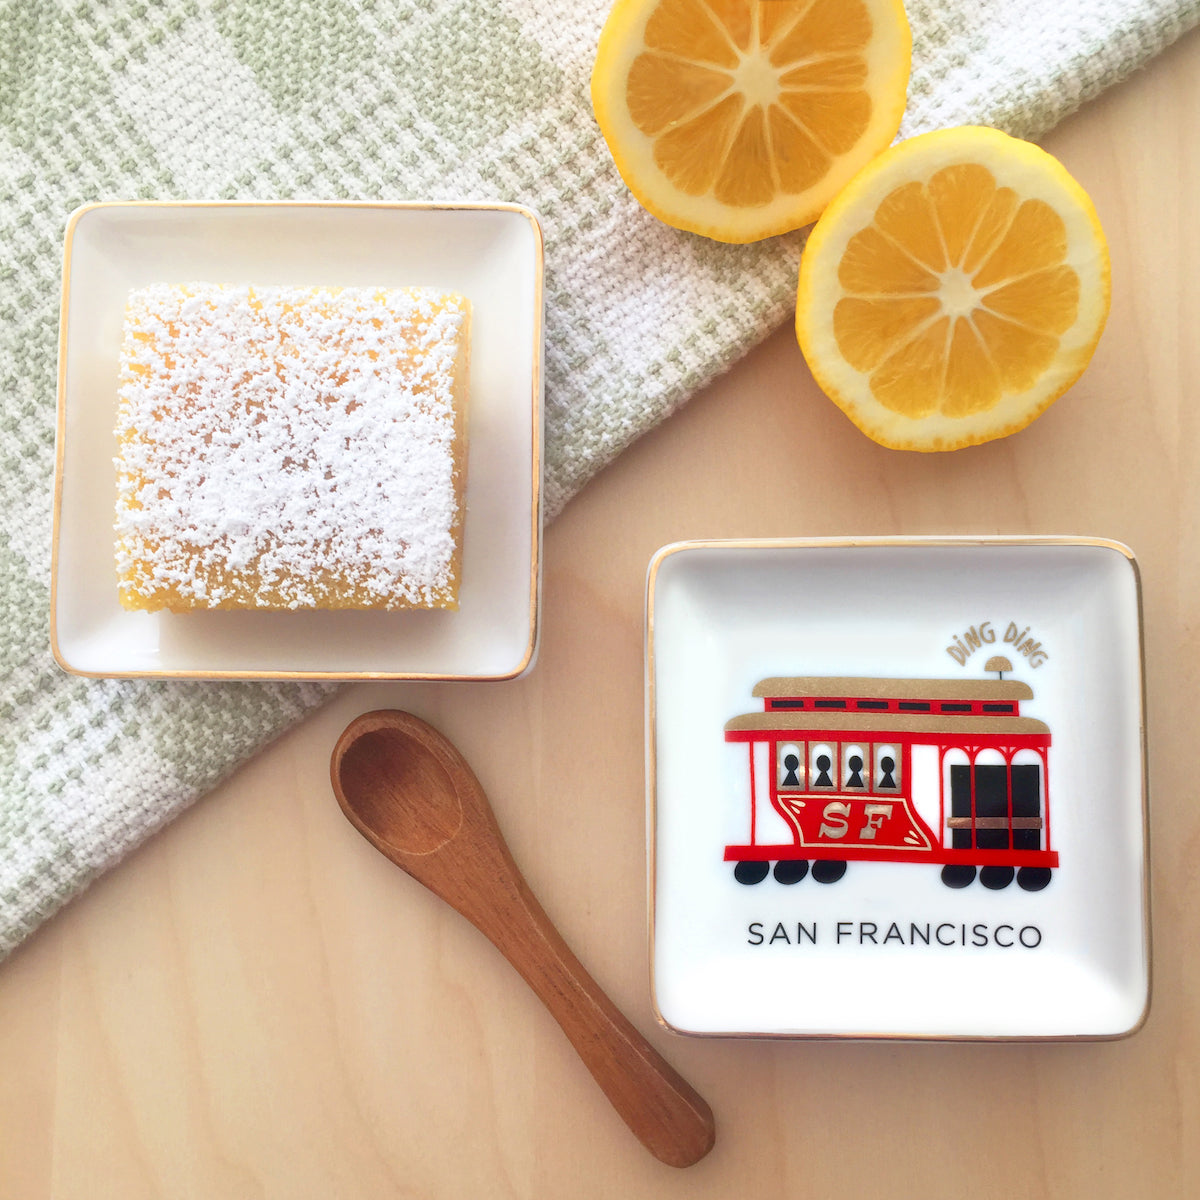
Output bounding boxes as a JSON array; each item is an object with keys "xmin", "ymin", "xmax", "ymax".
[{"xmin": 723, "ymin": 676, "xmax": 1058, "ymax": 889}]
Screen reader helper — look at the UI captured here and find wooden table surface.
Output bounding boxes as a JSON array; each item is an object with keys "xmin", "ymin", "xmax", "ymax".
[{"xmin": 4, "ymin": 31, "xmax": 1199, "ymax": 1200}]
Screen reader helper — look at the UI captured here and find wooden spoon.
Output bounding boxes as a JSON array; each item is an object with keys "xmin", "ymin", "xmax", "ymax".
[{"xmin": 330, "ymin": 709, "xmax": 715, "ymax": 1169}]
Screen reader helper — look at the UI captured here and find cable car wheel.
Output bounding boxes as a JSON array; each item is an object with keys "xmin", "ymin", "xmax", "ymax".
[
  {"xmin": 773, "ymin": 860, "xmax": 809, "ymax": 885},
  {"xmin": 810, "ymin": 859, "xmax": 847, "ymax": 884},
  {"xmin": 940, "ymin": 864, "xmax": 977, "ymax": 888},
  {"xmin": 733, "ymin": 860, "xmax": 770, "ymax": 885},
  {"xmin": 1017, "ymin": 866, "xmax": 1052, "ymax": 891},
  {"xmin": 980, "ymin": 865, "xmax": 1016, "ymax": 889}
]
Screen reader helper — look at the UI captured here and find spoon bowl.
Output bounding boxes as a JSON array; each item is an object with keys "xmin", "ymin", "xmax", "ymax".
[
  {"xmin": 331, "ymin": 709, "xmax": 716, "ymax": 1168},
  {"xmin": 337, "ymin": 724, "xmax": 464, "ymax": 855}
]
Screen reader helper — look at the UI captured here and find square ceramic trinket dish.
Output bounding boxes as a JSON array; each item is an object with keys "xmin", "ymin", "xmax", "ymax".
[
  {"xmin": 52, "ymin": 201, "xmax": 543, "ymax": 680},
  {"xmin": 647, "ymin": 538, "xmax": 1149, "ymax": 1040}
]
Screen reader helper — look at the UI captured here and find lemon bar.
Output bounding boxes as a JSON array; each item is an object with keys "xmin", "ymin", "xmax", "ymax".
[{"xmin": 115, "ymin": 283, "xmax": 470, "ymax": 612}]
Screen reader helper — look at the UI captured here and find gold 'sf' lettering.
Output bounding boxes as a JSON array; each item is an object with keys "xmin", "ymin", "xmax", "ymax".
[
  {"xmin": 818, "ymin": 801, "xmax": 851, "ymax": 839},
  {"xmin": 859, "ymin": 803, "xmax": 893, "ymax": 839}
]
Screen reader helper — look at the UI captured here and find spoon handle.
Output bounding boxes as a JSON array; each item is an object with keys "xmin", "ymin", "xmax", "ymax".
[{"xmin": 467, "ymin": 855, "xmax": 715, "ymax": 1168}]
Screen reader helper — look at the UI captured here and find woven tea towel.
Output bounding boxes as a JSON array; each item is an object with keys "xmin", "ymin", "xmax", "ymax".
[{"xmin": 1, "ymin": 0, "xmax": 1197, "ymax": 959}]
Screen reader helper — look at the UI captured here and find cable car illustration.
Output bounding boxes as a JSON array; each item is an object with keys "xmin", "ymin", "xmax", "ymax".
[{"xmin": 722, "ymin": 658, "xmax": 1058, "ymax": 891}]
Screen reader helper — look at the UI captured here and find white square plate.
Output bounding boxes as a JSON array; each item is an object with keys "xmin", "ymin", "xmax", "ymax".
[
  {"xmin": 52, "ymin": 201, "xmax": 542, "ymax": 680},
  {"xmin": 647, "ymin": 538, "xmax": 1150, "ymax": 1039}
]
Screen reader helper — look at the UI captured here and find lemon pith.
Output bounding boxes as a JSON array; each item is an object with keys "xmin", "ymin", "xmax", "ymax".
[
  {"xmin": 591, "ymin": 0, "xmax": 912, "ymax": 243},
  {"xmin": 796, "ymin": 126, "xmax": 1111, "ymax": 450}
]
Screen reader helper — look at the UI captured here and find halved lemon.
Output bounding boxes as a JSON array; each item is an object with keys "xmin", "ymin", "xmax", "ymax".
[
  {"xmin": 796, "ymin": 126, "xmax": 1111, "ymax": 450},
  {"xmin": 591, "ymin": 0, "xmax": 912, "ymax": 243}
]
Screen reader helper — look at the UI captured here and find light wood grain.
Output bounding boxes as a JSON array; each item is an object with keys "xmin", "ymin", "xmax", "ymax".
[{"xmin": 4, "ymin": 28, "xmax": 1200, "ymax": 1198}]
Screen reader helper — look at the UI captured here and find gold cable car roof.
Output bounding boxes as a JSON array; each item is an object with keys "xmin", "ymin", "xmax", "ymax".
[
  {"xmin": 725, "ymin": 711, "xmax": 1049, "ymax": 735},
  {"xmin": 751, "ymin": 676, "xmax": 1035, "ymax": 701}
]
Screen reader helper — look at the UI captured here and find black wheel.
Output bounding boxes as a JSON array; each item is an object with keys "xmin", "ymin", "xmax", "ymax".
[
  {"xmin": 773, "ymin": 859, "xmax": 809, "ymax": 885},
  {"xmin": 941, "ymin": 864, "xmax": 977, "ymax": 889},
  {"xmin": 980, "ymin": 865, "xmax": 1016, "ymax": 890},
  {"xmin": 811, "ymin": 859, "xmax": 847, "ymax": 884},
  {"xmin": 1017, "ymin": 867, "xmax": 1053, "ymax": 892},
  {"xmin": 734, "ymin": 860, "xmax": 770, "ymax": 885}
]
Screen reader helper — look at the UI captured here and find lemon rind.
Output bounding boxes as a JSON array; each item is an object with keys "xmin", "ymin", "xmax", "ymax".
[
  {"xmin": 591, "ymin": 0, "xmax": 913, "ymax": 244},
  {"xmin": 795, "ymin": 126, "xmax": 1112, "ymax": 450}
]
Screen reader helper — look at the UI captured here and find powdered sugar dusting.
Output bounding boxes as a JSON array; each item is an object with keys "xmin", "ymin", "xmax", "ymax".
[{"xmin": 115, "ymin": 283, "xmax": 469, "ymax": 610}]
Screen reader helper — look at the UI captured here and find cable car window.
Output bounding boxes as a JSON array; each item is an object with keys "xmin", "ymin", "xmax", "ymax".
[
  {"xmin": 872, "ymin": 744, "xmax": 900, "ymax": 792},
  {"xmin": 842, "ymin": 744, "xmax": 867, "ymax": 790},
  {"xmin": 777, "ymin": 742, "xmax": 804, "ymax": 789},
  {"xmin": 1011, "ymin": 764, "xmax": 1043, "ymax": 850},
  {"xmin": 948, "ymin": 761, "xmax": 1043, "ymax": 850},
  {"xmin": 810, "ymin": 743, "xmax": 835, "ymax": 789}
]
